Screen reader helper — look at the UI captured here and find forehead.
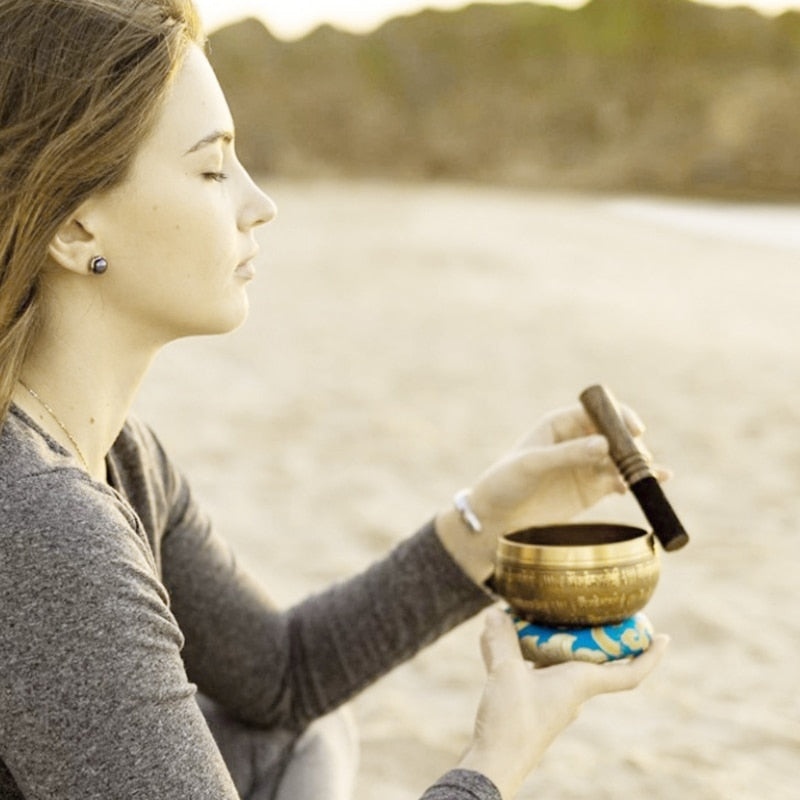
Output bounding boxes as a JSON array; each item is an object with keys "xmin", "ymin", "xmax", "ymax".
[{"xmin": 143, "ymin": 45, "xmax": 234, "ymax": 155}]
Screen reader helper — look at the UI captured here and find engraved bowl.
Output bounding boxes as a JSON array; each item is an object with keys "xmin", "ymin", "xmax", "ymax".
[{"xmin": 494, "ymin": 523, "xmax": 659, "ymax": 627}]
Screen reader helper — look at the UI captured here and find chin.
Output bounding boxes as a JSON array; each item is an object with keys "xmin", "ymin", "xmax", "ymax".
[
  {"xmin": 173, "ymin": 297, "xmax": 251, "ymax": 340},
  {"xmin": 210, "ymin": 303, "xmax": 250, "ymax": 336}
]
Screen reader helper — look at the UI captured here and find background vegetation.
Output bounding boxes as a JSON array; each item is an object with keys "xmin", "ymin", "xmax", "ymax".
[{"xmin": 208, "ymin": 0, "xmax": 800, "ymax": 199}]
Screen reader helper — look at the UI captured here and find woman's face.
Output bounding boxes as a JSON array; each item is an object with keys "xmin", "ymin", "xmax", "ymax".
[{"xmin": 83, "ymin": 45, "xmax": 276, "ymax": 345}]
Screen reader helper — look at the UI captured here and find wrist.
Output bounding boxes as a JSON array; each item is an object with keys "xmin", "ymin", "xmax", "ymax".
[
  {"xmin": 458, "ymin": 746, "xmax": 525, "ymax": 800},
  {"xmin": 434, "ymin": 504, "xmax": 496, "ymax": 585}
]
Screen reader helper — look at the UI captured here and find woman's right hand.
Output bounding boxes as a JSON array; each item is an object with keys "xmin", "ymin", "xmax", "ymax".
[
  {"xmin": 435, "ymin": 402, "xmax": 665, "ymax": 585},
  {"xmin": 458, "ymin": 608, "xmax": 669, "ymax": 800}
]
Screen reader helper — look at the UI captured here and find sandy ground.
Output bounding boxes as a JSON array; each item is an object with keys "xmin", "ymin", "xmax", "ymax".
[{"xmin": 135, "ymin": 180, "xmax": 799, "ymax": 800}]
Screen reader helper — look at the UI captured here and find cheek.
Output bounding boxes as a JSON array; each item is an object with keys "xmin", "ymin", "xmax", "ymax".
[
  {"xmin": 172, "ymin": 180, "xmax": 236, "ymax": 240},
  {"xmin": 100, "ymin": 155, "xmax": 239, "ymax": 275},
  {"xmin": 119, "ymin": 187, "xmax": 233, "ymax": 266}
]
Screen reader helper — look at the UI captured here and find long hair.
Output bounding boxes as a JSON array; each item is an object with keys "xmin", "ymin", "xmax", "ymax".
[{"xmin": 0, "ymin": 0, "xmax": 203, "ymax": 424}]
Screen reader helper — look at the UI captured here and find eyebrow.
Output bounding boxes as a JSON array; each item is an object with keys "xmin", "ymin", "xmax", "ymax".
[{"xmin": 183, "ymin": 129, "xmax": 234, "ymax": 155}]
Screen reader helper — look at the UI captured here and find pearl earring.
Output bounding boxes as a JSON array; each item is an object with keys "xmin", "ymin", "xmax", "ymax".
[{"xmin": 89, "ymin": 255, "xmax": 108, "ymax": 275}]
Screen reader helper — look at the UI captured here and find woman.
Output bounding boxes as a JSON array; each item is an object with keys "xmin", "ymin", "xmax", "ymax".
[{"xmin": 0, "ymin": 2, "xmax": 667, "ymax": 798}]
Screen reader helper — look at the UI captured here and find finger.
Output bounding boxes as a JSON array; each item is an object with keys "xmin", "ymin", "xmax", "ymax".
[
  {"xmin": 518, "ymin": 405, "xmax": 592, "ymax": 448},
  {"xmin": 584, "ymin": 634, "xmax": 669, "ymax": 697},
  {"xmin": 480, "ymin": 607, "xmax": 524, "ymax": 673},
  {"xmin": 586, "ymin": 462, "xmax": 628, "ymax": 496},
  {"xmin": 546, "ymin": 404, "xmax": 595, "ymax": 443},
  {"xmin": 606, "ymin": 468, "xmax": 628, "ymax": 495},
  {"xmin": 533, "ymin": 401, "xmax": 646, "ymax": 446},
  {"xmin": 619, "ymin": 404, "xmax": 646, "ymax": 437},
  {"xmin": 518, "ymin": 435, "xmax": 609, "ymax": 474},
  {"xmin": 652, "ymin": 464, "xmax": 674, "ymax": 482}
]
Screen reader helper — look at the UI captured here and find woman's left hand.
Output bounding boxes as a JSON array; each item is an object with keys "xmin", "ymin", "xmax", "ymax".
[
  {"xmin": 459, "ymin": 608, "xmax": 669, "ymax": 799},
  {"xmin": 435, "ymin": 403, "xmax": 665, "ymax": 583}
]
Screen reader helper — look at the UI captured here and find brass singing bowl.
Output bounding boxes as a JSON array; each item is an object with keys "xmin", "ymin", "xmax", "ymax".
[{"xmin": 494, "ymin": 523, "xmax": 659, "ymax": 626}]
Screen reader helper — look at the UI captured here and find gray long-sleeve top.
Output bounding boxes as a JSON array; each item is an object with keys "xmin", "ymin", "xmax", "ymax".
[{"xmin": 0, "ymin": 407, "xmax": 500, "ymax": 799}]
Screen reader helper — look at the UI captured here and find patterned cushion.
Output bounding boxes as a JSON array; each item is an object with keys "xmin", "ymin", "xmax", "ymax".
[{"xmin": 512, "ymin": 611, "xmax": 654, "ymax": 666}]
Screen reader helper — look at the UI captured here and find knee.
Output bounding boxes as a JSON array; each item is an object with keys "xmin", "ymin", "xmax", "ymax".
[
  {"xmin": 272, "ymin": 706, "xmax": 360, "ymax": 800},
  {"xmin": 294, "ymin": 704, "xmax": 360, "ymax": 768}
]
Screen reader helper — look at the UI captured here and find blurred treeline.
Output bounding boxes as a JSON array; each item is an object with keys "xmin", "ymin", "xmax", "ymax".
[{"xmin": 208, "ymin": 0, "xmax": 800, "ymax": 199}]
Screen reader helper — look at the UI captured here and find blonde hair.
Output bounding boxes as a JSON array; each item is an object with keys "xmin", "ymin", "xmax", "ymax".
[{"xmin": 0, "ymin": 0, "xmax": 203, "ymax": 424}]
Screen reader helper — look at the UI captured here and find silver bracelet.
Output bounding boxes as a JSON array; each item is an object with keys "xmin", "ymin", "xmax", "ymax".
[{"xmin": 453, "ymin": 488, "xmax": 483, "ymax": 534}]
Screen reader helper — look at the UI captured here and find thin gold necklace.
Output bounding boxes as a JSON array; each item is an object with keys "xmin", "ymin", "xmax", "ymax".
[{"xmin": 18, "ymin": 379, "xmax": 90, "ymax": 472}]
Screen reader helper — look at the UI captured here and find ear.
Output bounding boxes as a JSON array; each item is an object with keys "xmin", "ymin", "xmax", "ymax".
[{"xmin": 47, "ymin": 207, "xmax": 101, "ymax": 276}]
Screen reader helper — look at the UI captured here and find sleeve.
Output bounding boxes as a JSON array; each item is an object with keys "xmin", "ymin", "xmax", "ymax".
[
  {"xmin": 0, "ymin": 476, "xmax": 242, "ymax": 800},
  {"xmin": 420, "ymin": 769, "xmax": 503, "ymax": 800},
  {"xmin": 161, "ymin": 484, "xmax": 493, "ymax": 732}
]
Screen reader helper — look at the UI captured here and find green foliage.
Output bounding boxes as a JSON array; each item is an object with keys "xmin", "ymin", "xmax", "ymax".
[{"xmin": 208, "ymin": 1, "xmax": 800, "ymax": 198}]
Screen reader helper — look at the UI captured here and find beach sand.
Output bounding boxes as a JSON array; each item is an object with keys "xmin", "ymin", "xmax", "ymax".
[{"xmin": 135, "ymin": 180, "xmax": 799, "ymax": 799}]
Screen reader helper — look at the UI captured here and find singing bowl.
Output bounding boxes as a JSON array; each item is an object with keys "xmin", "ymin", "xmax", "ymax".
[{"xmin": 494, "ymin": 523, "xmax": 659, "ymax": 626}]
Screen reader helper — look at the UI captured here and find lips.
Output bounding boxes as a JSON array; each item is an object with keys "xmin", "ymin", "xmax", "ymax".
[
  {"xmin": 235, "ymin": 249, "xmax": 258, "ymax": 279},
  {"xmin": 234, "ymin": 259, "xmax": 256, "ymax": 279},
  {"xmin": 237, "ymin": 249, "xmax": 258, "ymax": 267}
]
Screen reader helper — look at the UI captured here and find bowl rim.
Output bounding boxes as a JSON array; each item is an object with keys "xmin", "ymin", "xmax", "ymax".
[{"xmin": 497, "ymin": 523, "xmax": 657, "ymax": 567}]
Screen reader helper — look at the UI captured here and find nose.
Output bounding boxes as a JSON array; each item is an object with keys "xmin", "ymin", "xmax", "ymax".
[{"xmin": 239, "ymin": 173, "xmax": 277, "ymax": 231}]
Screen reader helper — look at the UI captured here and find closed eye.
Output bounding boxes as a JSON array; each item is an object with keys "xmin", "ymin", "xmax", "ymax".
[{"xmin": 203, "ymin": 172, "xmax": 229, "ymax": 182}]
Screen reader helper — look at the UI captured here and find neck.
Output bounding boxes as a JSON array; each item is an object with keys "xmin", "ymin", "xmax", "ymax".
[{"xmin": 15, "ymin": 300, "xmax": 160, "ymax": 482}]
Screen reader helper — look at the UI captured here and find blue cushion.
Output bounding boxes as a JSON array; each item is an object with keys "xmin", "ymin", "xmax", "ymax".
[{"xmin": 511, "ymin": 611, "xmax": 654, "ymax": 666}]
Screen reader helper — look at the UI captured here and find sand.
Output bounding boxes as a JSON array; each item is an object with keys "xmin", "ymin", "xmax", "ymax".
[{"xmin": 135, "ymin": 180, "xmax": 799, "ymax": 799}]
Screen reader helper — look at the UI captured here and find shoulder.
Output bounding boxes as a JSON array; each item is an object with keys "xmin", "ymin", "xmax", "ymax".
[
  {"xmin": 0, "ymin": 404, "xmax": 75, "ymax": 486},
  {"xmin": 0, "ymin": 411, "xmax": 169, "ymax": 572},
  {"xmin": 109, "ymin": 413, "xmax": 194, "ymax": 533},
  {"xmin": 0, "ymin": 408, "xmax": 115, "ymax": 536},
  {"xmin": 111, "ymin": 413, "xmax": 179, "ymax": 497},
  {"xmin": 0, "ymin": 413, "xmax": 185, "ymax": 705},
  {"xmin": 0, "ymin": 455, "xmax": 158, "ymax": 582},
  {"xmin": 113, "ymin": 414, "xmax": 172, "ymax": 473},
  {"xmin": 0, "ymin": 471, "xmax": 175, "ymax": 675},
  {"xmin": 0, "ymin": 424, "xmax": 176, "ymax": 641}
]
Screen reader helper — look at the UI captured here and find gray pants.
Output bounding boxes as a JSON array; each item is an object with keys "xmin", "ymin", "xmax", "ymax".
[{"xmin": 198, "ymin": 695, "xmax": 360, "ymax": 800}]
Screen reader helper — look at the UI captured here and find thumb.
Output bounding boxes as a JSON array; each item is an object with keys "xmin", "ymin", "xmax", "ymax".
[{"xmin": 480, "ymin": 607, "xmax": 524, "ymax": 673}]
